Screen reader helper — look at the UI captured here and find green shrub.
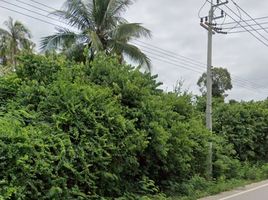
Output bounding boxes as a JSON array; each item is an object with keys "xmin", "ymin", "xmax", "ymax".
[{"xmin": 1, "ymin": 53, "xmax": 266, "ymax": 199}]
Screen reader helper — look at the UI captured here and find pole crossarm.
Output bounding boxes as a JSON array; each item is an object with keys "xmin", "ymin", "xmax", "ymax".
[{"xmin": 200, "ymin": 0, "xmax": 229, "ymax": 35}]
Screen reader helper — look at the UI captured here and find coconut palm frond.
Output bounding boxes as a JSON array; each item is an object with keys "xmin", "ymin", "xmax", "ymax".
[
  {"xmin": 100, "ymin": 0, "xmax": 132, "ymax": 29},
  {"xmin": 57, "ymin": 0, "xmax": 93, "ymax": 30},
  {"xmin": 113, "ymin": 42, "xmax": 151, "ymax": 71},
  {"xmin": 42, "ymin": 0, "xmax": 151, "ymax": 69},
  {"xmin": 110, "ymin": 0, "xmax": 133, "ymax": 16},
  {"xmin": 113, "ymin": 23, "xmax": 151, "ymax": 42},
  {"xmin": 0, "ymin": 28, "xmax": 11, "ymax": 37},
  {"xmin": 40, "ymin": 28, "xmax": 80, "ymax": 51},
  {"xmin": 14, "ymin": 21, "xmax": 32, "ymax": 39}
]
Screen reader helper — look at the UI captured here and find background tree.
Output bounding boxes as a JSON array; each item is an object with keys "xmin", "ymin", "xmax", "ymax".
[
  {"xmin": 41, "ymin": 0, "xmax": 152, "ymax": 70},
  {"xmin": 0, "ymin": 17, "xmax": 34, "ymax": 70},
  {"xmin": 0, "ymin": 35, "xmax": 9, "ymax": 66},
  {"xmin": 197, "ymin": 67, "xmax": 232, "ymax": 98}
]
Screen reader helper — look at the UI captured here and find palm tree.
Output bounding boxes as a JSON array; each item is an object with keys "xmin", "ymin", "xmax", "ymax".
[
  {"xmin": 0, "ymin": 35, "xmax": 10, "ymax": 66},
  {"xmin": 0, "ymin": 17, "xmax": 34, "ymax": 69},
  {"xmin": 41, "ymin": 0, "xmax": 152, "ymax": 70}
]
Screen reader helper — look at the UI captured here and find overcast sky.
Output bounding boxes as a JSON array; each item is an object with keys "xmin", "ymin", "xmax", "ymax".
[{"xmin": 0, "ymin": 0, "xmax": 268, "ymax": 101}]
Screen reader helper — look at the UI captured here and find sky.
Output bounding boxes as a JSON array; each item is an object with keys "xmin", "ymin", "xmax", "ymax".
[{"xmin": 0, "ymin": 0, "xmax": 268, "ymax": 101}]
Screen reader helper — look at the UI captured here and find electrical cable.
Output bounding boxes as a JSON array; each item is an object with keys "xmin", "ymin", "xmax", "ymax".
[
  {"xmin": 10, "ymin": 0, "xmax": 263, "ymax": 89},
  {"xmin": 29, "ymin": 0, "xmax": 57, "ymax": 11},
  {"xmin": 138, "ymin": 46, "xmax": 267, "ymax": 91},
  {"xmin": 222, "ymin": 16, "xmax": 268, "ymax": 25},
  {"xmin": 0, "ymin": 0, "xmax": 267, "ymax": 93},
  {"xmin": 198, "ymin": 0, "xmax": 209, "ymax": 18},
  {"xmin": 222, "ymin": 1, "xmax": 242, "ymax": 33},
  {"xmin": 0, "ymin": 0, "xmax": 68, "ymax": 27},
  {"xmin": 220, "ymin": 2, "xmax": 268, "ymax": 46},
  {"xmin": 222, "ymin": 21, "xmax": 268, "ymax": 30},
  {"xmin": 133, "ymin": 40, "xmax": 268, "ymax": 90},
  {"xmin": 230, "ymin": 0, "xmax": 268, "ymax": 34},
  {"xmin": 0, "ymin": 4, "xmax": 64, "ymax": 29},
  {"xmin": 15, "ymin": 0, "xmax": 52, "ymax": 13}
]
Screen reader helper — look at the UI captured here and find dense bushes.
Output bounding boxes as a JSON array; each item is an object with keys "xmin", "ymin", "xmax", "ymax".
[
  {"xmin": 0, "ymin": 54, "xmax": 210, "ymax": 199},
  {"xmin": 0, "ymin": 53, "xmax": 267, "ymax": 199},
  {"xmin": 213, "ymin": 101, "xmax": 268, "ymax": 162}
]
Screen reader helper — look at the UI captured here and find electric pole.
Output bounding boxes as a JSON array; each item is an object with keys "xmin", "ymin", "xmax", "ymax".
[
  {"xmin": 200, "ymin": 0, "xmax": 229, "ymax": 178},
  {"xmin": 206, "ymin": 0, "xmax": 213, "ymax": 132}
]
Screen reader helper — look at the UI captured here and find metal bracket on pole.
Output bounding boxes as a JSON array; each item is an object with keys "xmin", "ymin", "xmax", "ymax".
[
  {"xmin": 215, "ymin": 30, "xmax": 228, "ymax": 34},
  {"xmin": 200, "ymin": 23, "xmax": 216, "ymax": 34},
  {"xmin": 213, "ymin": 15, "xmax": 225, "ymax": 20}
]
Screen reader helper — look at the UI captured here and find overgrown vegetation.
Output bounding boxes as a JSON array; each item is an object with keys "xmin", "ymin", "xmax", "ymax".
[{"xmin": 0, "ymin": 53, "xmax": 267, "ymax": 199}]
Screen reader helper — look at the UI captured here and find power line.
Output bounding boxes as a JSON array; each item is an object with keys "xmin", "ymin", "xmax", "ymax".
[
  {"xmin": 228, "ymin": 27, "xmax": 268, "ymax": 34},
  {"xmin": 219, "ymin": 1, "xmax": 242, "ymax": 32},
  {"xmin": 140, "ymin": 46, "xmax": 266, "ymax": 92},
  {"xmin": 29, "ymin": 0, "xmax": 57, "ymax": 11},
  {"xmin": 222, "ymin": 21, "xmax": 268, "ymax": 30},
  {"xmin": 0, "ymin": 0, "xmax": 210, "ymax": 75},
  {"xmin": 134, "ymin": 40, "xmax": 205, "ymax": 65},
  {"xmin": 140, "ymin": 49, "xmax": 204, "ymax": 74},
  {"xmin": 0, "ymin": 4, "xmax": 64, "ymax": 28},
  {"xmin": 132, "ymin": 41, "xmax": 206, "ymax": 68},
  {"xmin": 145, "ymin": 53, "xmax": 203, "ymax": 74},
  {"xmin": 198, "ymin": 0, "xmax": 209, "ymax": 18},
  {"xmin": 222, "ymin": 16, "xmax": 268, "ymax": 25},
  {"xmin": 0, "ymin": 0, "xmax": 60, "ymax": 25},
  {"xmin": 8, "ymin": 0, "xmax": 266, "ymax": 91},
  {"xmin": 0, "ymin": 0, "xmax": 266, "ymax": 93},
  {"xmin": 221, "ymin": 2, "xmax": 268, "ymax": 47},
  {"xmin": 230, "ymin": 0, "xmax": 268, "ymax": 34},
  {"xmin": 0, "ymin": 0, "xmax": 71, "ymax": 29},
  {"xmin": 15, "ymin": 0, "xmax": 52, "ymax": 13},
  {"xmin": 133, "ymin": 40, "xmax": 267, "ymax": 90}
]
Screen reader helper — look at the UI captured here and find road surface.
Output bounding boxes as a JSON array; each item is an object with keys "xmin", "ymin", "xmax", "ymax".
[{"xmin": 199, "ymin": 180, "xmax": 268, "ymax": 200}]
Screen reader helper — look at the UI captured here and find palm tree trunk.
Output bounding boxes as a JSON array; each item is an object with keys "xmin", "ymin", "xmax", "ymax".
[{"xmin": 12, "ymin": 39, "xmax": 17, "ymax": 71}]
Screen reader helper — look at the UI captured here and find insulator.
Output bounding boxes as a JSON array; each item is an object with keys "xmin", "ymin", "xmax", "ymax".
[
  {"xmin": 217, "ymin": 0, "xmax": 220, "ymax": 4},
  {"xmin": 200, "ymin": 18, "xmax": 203, "ymax": 23},
  {"xmin": 205, "ymin": 17, "xmax": 208, "ymax": 22},
  {"xmin": 221, "ymin": 10, "xmax": 224, "ymax": 16}
]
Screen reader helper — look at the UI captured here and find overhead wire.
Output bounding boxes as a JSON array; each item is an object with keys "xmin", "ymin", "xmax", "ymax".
[
  {"xmin": 222, "ymin": 16, "xmax": 268, "ymax": 25},
  {"xmin": 0, "ymin": 0, "xmax": 65, "ymax": 26},
  {"xmin": 220, "ymin": 1, "xmax": 242, "ymax": 32},
  {"xmin": 198, "ymin": 0, "xmax": 209, "ymax": 18},
  {"xmin": 19, "ymin": 0, "xmax": 266, "ymax": 89},
  {"xmin": 135, "ymin": 44, "xmax": 266, "ymax": 92},
  {"xmin": 132, "ymin": 40, "xmax": 268, "ymax": 90},
  {"xmin": 0, "ymin": 0, "xmax": 74, "ymax": 31},
  {"xmin": 0, "ymin": 0, "xmax": 267, "ymax": 93},
  {"xmin": 0, "ymin": 4, "xmax": 64, "ymax": 29},
  {"xmin": 222, "ymin": 6, "xmax": 268, "ymax": 43},
  {"xmin": 15, "ymin": 0, "xmax": 52, "ymax": 13},
  {"xmin": 228, "ymin": 27, "xmax": 268, "ymax": 34},
  {"xmin": 219, "ymin": 1, "xmax": 268, "ymax": 47},
  {"xmin": 29, "ymin": 0, "xmax": 57, "ymax": 11},
  {"xmin": 222, "ymin": 21, "xmax": 268, "ymax": 30},
  {"xmin": 230, "ymin": 0, "xmax": 268, "ymax": 34}
]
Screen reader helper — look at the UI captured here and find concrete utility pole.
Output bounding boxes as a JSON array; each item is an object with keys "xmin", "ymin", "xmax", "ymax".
[
  {"xmin": 200, "ymin": 0, "xmax": 229, "ymax": 178},
  {"xmin": 206, "ymin": 0, "xmax": 213, "ymax": 132}
]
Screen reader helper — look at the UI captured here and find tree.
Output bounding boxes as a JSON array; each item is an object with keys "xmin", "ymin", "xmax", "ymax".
[
  {"xmin": 0, "ymin": 35, "xmax": 9, "ymax": 66},
  {"xmin": 197, "ymin": 67, "xmax": 232, "ymax": 98},
  {"xmin": 0, "ymin": 17, "xmax": 34, "ymax": 70},
  {"xmin": 41, "ymin": 0, "xmax": 152, "ymax": 70}
]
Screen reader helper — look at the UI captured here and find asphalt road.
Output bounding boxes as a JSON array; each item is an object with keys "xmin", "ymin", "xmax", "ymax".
[{"xmin": 199, "ymin": 180, "xmax": 268, "ymax": 200}]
